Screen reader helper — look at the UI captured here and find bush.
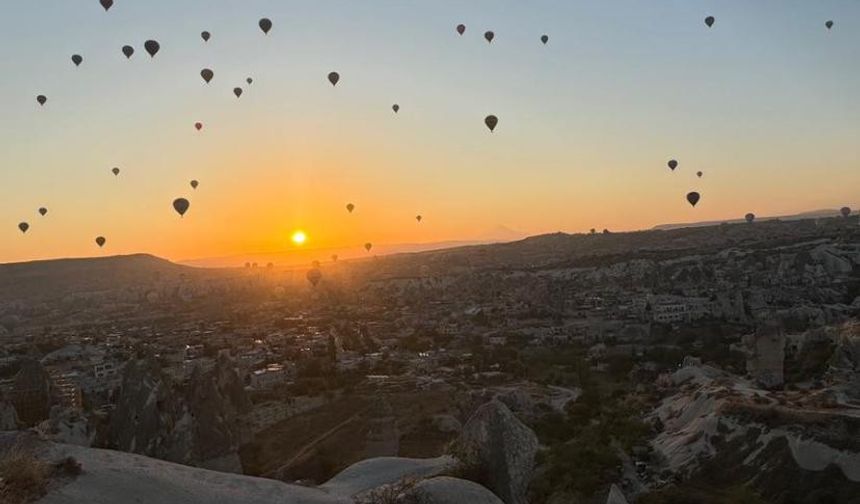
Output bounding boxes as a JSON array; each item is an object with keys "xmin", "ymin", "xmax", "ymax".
[{"xmin": 0, "ymin": 443, "xmax": 51, "ymax": 504}]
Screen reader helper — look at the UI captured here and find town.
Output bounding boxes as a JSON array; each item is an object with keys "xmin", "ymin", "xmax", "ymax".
[{"xmin": 2, "ymin": 215, "xmax": 860, "ymax": 503}]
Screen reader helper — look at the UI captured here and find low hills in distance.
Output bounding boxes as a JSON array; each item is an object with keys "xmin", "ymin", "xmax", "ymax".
[{"xmin": 1, "ymin": 212, "xmax": 856, "ymax": 305}]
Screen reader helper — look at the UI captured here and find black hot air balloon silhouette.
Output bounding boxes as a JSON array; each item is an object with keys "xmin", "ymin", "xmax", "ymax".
[
  {"xmin": 173, "ymin": 198, "xmax": 190, "ymax": 217},
  {"xmin": 840, "ymin": 206, "xmax": 851, "ymax": 218},
  {"xmin": 201, "ymin": 68, "xmax": 214, "ymax": 84},
  {"xmin": 826, "ymin": 20, "xmax": 834, "ymax": 30},
  {"xmin": 456, "ymin": 24, "xmax": 466, "ymax": 35},
  {"xmin": 36, "ymin": 95, "xmax": 47, "ymax": 106},
  {"xmin": 95, "ymin": 236, "xmax": 106, "ymax": 248},
  {"xmin": 190, "ymin": 180, "xmax": 199, "ymax": 190},
  {"xmin": 364, "ymin": 242, "xmax": 373, "ymax": 252},
  {"xmin": 306, "ymin": 268, "xmax": 322, "ymax": 287},
  {"xmin": 201, "ymin": 31, "xmax": 211, "ymax": 42},
  {"xmin": 38, "ymin": 207, "xmax": 48, "ymax": 216},
  {"xmin": 541, "ymin": 34, "xmax": 549, "ymax": 45},
  {"xmin": 392, "ymin": 104, "xmax": 399, "ymax": 113},
  {"xmin": 485, "ymin": 115, "xmax": 498, "ymax": 132},
  {"xmin": 484, "ymin": 31, "xmax": 494, "ymax": 43},
  {"xmin": 18, "ymin": 222, "xmax": 29, "ymax": 234},
  {"xmin": 328, "ymin": 72, "xmax": 340, "ymax": 86},
  {"xmin": 416, "ymin": 215, "xmax": 422, "ymax": 222},
  {"xmin": 122, "ymin": 45, "xmax": 134, "ymax": 58},
  {"xmin": 111, "ymin": 167, "xmax": 120, "ymax": 176},
  {"xmin": 100, "ymin": 0, "xmax": 113, "ymax": 11},
  {"xmin": 696, "ymin": 171, "xmax": 703, "ymax": 178},
  {"xmin": 71, "ymin": 54, "xmax": 83, "ymax": 66},
  {"xmin": 259, "ymin": 18, "xmax": 272, "ymax": 34},
  {"xmin": 233, "ymin": 87, "xmax": 243, "ymax": 98},
  {"xmin": 668, "ymin": 159, "xmax": 678, "ymax": 171},
  {"xmin": 144, "ymin": 40, "xmax": 160, "ymax": 57},
  {"xmin": 246, "ymin": 77, "xmax": 253, "ymax": 85},
  {"xmin": 686, "ymin": 192, "xmax": 701, "ymax": 207},
  {"xmin": 195, "ymin": 122, "xmax": 203, "ymax": 131},
  {"xmin": 745, "ymin": 213, "xmax": 755, "ymax": 223},
  {"xmin": 346, "ymin": 203, "xmax": 355, "ymax": 213},
  {"xmin": 705, "ymin": 16, "xmax": 715, "ymax": 28}
]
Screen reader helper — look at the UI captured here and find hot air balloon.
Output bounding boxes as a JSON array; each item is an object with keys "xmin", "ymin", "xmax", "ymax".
[
  {"xmin": 485, "ymin": 115, "xmax": 498, "ymax": 132},
  {"xmin": 364, "ymin": 242, "xmax": 373, "ymax": 252},
  {"xmin": 100, "ymin": 0, "xmax": 113, "ymax": 11},
  {"xmin": 346, "ymin": 203, "xmax": 355, "ymax": 213},
  {"xmin": 190, "ymin": 180, "xmax": 199, "ymax": 189},
  {"xmin": 201, "ymin": 31, "xmax": 211, "ymax": 42},
  {"xmin": 18, "ymin": 222, "xmax": 29, "ymax": 234},
  {"xmin": 456, "ymin": 24, "xmax": 466, "ymax": 35},
  {"xmin": 233, "ymin": 87, "xmax": 243, "ymax": 98},
  {"xmin": 122, "ymin": 45, "xmax": 134, "ymax": 58},
  {"xmin": 311, "ymin": 260, "xmax": 321, "ymax": 269},
  {"xmin": 745, "ymin": 213, "xmax": 755, "ymax": 223},
  {"xmin": 840, "ymin": 206, "xmax": 851, "ymax": 218},
  {"xmin": 705, "ymin": 16, "xmax": 715, "ymax": 28},
  {"xmin": 36, "ymin": 95, "xmax": 47, "ymax": 106},
  {"xmin": 686, "ymin": 192, "xmax": 701, "ymax": 207},
  {"xmin": 71, "ymin": 54, "xmax": 83, "ymax": 66},
  {"xmin": 328, "ymin": 72, "xmax": 340, "ymax": 86},
  {"xmin": 111, "ymin": 167, "xmax": 120, "ymax": 176},
  {"xmin": 246, "ymin": 77, "xmax": 253, "ymax": 85},
  {"xmin": 826, "ymin": 20, "xmax": 834, "ymax": 30},
  {"xmin": 38, "ymin": 207, "xmax": 47, "ymax": 216},
  {"xmin": 484, "ymin": 31, "xmax": 494, "ymax": 43},
  {"xmin": 201, "ymin": 68, "xmax": 214, "ymax": 84},
  {"xmin": 668, "ymin": 159, "xmax": 678, "ymax": 171},
  {"xmin": 331, "ymin": 254, "xmax": 338, "ymax": 262},
  {"xmin": 173, "ymin": 198, "xmax": 190, "ymax": 217},
  {"xmin": 259, "ymin": 18, "xmax": 272, "ymax": 34},
  {"xmin": 144, "ymin": 40, "xmax": 160, "ymax": 57},
  {"xmin": 696, "ymin": 171, "xmax": 703, "ymax": 178},
  {"xmin": 195, "ymin": 122, "xmax": 203, "ymax": 131},
  {"xmin": 306, "ymin": 268, "xmax": 322, "ymax": 286},
  {"xmin": 541, "ymin": 34, "xmax": 549, "ymax": 45},
  {"xmin": 95, "ymin": 236, "xmax": 106, "ymax": 248},
  {"xmin": 392, "ymin": 104, "xmax": 400, "ymax": 113},
  {"xmin": 416, "ymin": 215, "xmax": 422, "ymax": 222}
]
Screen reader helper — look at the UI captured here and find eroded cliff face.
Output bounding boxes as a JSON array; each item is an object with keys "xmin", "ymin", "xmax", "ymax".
[
  {"xmin": 106, "ymin": 353, "xmax": 250, "ymax": 472},
  {"xmin": 650, "ymin": 363, "xmax": 860, "ymax": 503}
]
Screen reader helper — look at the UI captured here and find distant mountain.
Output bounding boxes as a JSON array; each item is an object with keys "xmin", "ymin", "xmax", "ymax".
[
  {"xmin": 0, "ymin": 254, "xmax": 205, "ymax": 303},
  {"xmin": 179, "ymin": 232, "xmax": 526, "ymax": 269},
  {"xmin": 652, "ymin": 208, "xmax": 850, "ymax": 231}
]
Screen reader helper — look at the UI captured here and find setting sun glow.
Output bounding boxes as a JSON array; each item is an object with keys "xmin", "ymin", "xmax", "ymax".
[{"xmin": 291, "ymin": 230, "xmax": 307, "ymax": 246}]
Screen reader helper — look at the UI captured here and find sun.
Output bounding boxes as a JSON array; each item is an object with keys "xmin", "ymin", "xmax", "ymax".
[{"xmin": 291, "ymin": 230, "xmax": 307, "ymax": 246}]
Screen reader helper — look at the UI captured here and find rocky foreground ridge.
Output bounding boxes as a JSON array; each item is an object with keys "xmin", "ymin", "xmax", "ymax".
[{"xmin": 2, "ymin": 400, "xmax": 541, "ymax": 504}]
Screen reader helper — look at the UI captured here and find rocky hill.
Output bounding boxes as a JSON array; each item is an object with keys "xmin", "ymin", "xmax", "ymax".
[{"xmin": 0, "ymin": 400, "xmax": 537, "ymax": 504}]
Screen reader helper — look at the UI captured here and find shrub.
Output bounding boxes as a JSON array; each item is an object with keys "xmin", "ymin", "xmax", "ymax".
[{"xmin": 0, "ymin": 442, "xmax": 51, "ymax": 504}]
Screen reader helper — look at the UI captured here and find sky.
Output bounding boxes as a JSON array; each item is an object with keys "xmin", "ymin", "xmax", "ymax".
[{"xmin": 2, "ymin": 0, "xmax": 860, "ymax": 264}]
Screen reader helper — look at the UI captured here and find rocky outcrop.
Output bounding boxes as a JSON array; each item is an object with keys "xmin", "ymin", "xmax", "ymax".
[
  {"xmin": 605, "ymin": 484, "xmax": 629, "ymax": 504},
  {"xmin": 651, "ymin": 364, "xmax": 860, "ymax": 503},
  {"xmin": 11, "ymin": 359, "xmax": 53, "ymax": 426},
  {"xmin": 106, "ymin": 353, "xmax": 250, "ymax": 472},
  {"xmin": 405, "ymin": 476, "xmax": 505, "ymax": 504},
  {"xmin": 742, "ymin": 322, "xmax": 785, "ymax": 389},
  {"xmin": 454, "ymin": 400, "xmax": 538, "ymax": 504},
  {"xmin": 0, "ymin": 399, "xmax": 18, "ymax": 430},
  {"xmin": 35, "ymin": 441, "xmax": 501, "ymax": 504}
]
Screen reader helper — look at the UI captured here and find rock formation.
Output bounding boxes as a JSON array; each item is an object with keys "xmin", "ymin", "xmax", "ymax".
[
  {"xmin": 106, "ymin": 353, "xmax": 250, "ymax": 472},
  {"xmin": 742, "ymin": 321, "xmax": 785, "ymax": 389},
  {"xmin": 454, "ymin": 400, "xmax": 538, "ymax": 504}
]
